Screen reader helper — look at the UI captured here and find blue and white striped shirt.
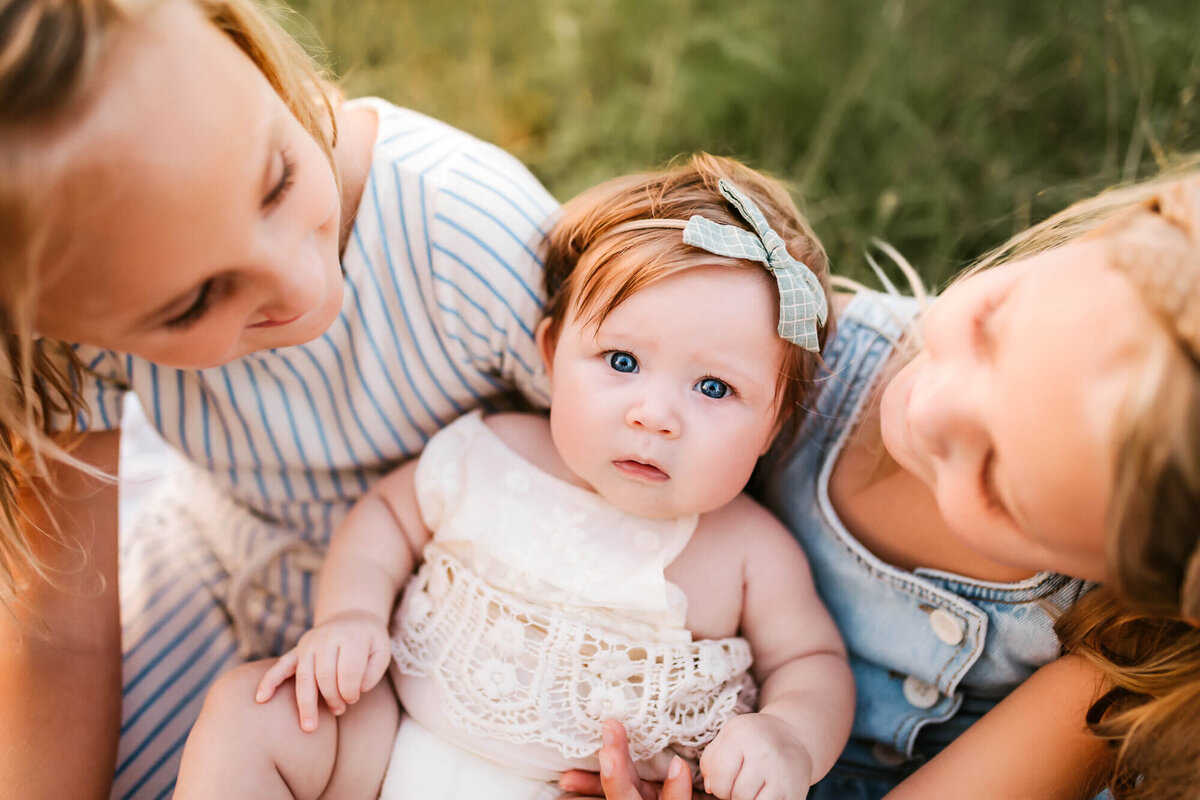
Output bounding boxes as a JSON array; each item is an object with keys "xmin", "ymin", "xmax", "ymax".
[{"xmin": 73, "ymin": 99, "xmax": 557, "ymax": 535}]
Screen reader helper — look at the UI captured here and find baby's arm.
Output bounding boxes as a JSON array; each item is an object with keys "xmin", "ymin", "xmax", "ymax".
[
  {"xmin": 255, "ymin": 459, "xmax": 430, "ymax": 731},
  {"xmin": 700, "ymin": 497, "xmax": 854, "ymax": 799},
  {"xmin": 883, "ymin": 654, "xmax": 1111, "ymax": 800}
]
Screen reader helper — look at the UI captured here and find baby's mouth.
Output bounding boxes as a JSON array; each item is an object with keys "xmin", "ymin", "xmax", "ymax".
[{"xmin": 613, "ymin": 459, "xmax": 669, "ymax": 482}]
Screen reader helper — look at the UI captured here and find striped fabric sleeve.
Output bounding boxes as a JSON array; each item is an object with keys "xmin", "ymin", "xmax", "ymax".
[
  {"xmin": 426, "ymin": 141, "xmax": 557, "ymax": 408},
  {"xmin": 55, "ymin": 344, "xmax": 129, "ymax": 432}
]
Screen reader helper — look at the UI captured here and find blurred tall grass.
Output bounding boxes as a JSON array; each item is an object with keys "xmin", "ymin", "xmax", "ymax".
[{"xmin": 281, "ymin": 0, "xmax": 1200, "ymax": 287}]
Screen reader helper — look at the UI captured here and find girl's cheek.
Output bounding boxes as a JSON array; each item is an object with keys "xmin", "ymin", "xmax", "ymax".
[{"xmin": 300, "ymin": 136, "xmax": 340, "ymax": 230}]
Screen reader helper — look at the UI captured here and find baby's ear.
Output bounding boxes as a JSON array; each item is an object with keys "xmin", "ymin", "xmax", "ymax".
[{"xmin": 535, "ymin": 317, "xmax": 557, "ymax": 378}]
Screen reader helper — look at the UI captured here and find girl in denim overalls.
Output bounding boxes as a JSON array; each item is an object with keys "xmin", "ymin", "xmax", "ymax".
[{"xmin": 585, "ymin": 176, "xmax": 1200, "ymax": 800}]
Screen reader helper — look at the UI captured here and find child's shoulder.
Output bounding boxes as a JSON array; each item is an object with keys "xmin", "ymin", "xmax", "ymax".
[
  {"xmin": 677, "ymin": 494, "xmax": 811, "ymax": 621},
  {"xmin": 481, "ymin": 410, "xmax": 550, "ymax": 440},
  {"xmin": 695, "ymin": 491, "xmax": 804, "ymax": 557},
  {"xmin": 480, "ymin": 412, "xmax": 575, "ymax": 482}
]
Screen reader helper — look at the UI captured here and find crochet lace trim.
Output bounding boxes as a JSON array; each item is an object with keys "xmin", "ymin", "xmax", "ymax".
[{"xmin": 392, "ymin": 549, "xmax": 757, "ymax": 761}]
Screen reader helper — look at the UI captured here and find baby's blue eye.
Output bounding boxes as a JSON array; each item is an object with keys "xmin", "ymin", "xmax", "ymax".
[
  {"xmin": 606, "ymin": 351, "xmax": 639, "ymax": 373},
  {"xmin": 695, "ymin": 378, "xmax": 729, "ymax": 399}
]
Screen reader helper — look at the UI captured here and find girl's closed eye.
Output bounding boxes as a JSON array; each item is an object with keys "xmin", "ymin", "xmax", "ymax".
[
  {"xmin": 165, "ymin": 278, "xmax": 217, "ymax": 329},
  {"xmin": 261, "ymin": 147, "xmax": 296, "ymax": 211},
  {"xmin": 979, "ymin": 449, "xmax": 1010, "ymax": 519},
  {"xmin": 694, "ymin": 376, "xmax": 734, "ymax": 399},
  {"xmin": 972, "ymin": 287, "xmax": 1011, "ymax": 359},
  {"xmin": 605, "ymin": 351, "xmax": 639, "ymax": 373}
]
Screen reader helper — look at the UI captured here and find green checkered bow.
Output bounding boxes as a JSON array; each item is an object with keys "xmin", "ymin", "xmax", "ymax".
[{"xmin": 682, "ymin": 179, "xmax": 828, "ymax": 352}]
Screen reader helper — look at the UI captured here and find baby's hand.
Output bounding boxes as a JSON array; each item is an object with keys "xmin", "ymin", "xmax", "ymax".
[
  {"xmin": 253, "ymin": 610, "xmax": 392, "ymax": 732},
  {"xmin": 699, "ymin": 713, "xmax": 814, "ymax": 800}
]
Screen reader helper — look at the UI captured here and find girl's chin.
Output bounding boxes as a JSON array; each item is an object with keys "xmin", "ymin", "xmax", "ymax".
[{"xmin": 277, "ymin": 284, "xmax": 344, "ymax": 346}]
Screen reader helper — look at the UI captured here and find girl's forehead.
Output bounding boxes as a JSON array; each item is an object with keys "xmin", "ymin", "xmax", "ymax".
[
  {"xmin": 34, "ymin": 0, "xmax": 277, "ymax": 332},
  {"xmin": 82, "ymin": 0, "xmax": 264, "ymax": 136}
]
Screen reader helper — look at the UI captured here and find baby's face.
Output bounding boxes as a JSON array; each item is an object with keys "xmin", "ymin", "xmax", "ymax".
[{"xmin": 540, "ymin": 265, "xmax": 787, "ymax": 519}]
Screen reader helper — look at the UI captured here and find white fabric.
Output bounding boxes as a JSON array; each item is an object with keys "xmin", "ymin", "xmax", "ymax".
[
  {"xmin": 380, "ymin": 715, "xmax": 562, "ymax": 800},
  {"xmin": 387, "ymin": 413, "xmax": 757, "ymax": 794},
  {"xmin": 412, "ymin": 411, "xmax": 698, "ymax": 635}
]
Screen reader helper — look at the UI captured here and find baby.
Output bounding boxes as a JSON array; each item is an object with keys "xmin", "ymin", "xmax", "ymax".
[{"xmin": 181, "ymin": 154, "xmax": 854, "ymax": 800}]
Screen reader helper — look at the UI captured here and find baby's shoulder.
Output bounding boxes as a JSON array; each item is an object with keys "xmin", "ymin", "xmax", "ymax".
[
  {"xmin": 482, "ymin": 411, "xmax": 550, "ymax": 440},
  {"xmin": 695, "ymin": 492, "xmax": 802, "ymax": 557},
  {"xmin": 481, "ymin": 412, "xmax": 568, "ymax": 478},
  {"xmin": 676, "ymin": 495, "xmax": 811, "ymax": 629}
]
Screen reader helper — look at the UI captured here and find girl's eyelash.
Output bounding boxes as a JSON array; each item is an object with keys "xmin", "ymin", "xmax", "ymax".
[
  {"xmin": 262, "ymin": 148, "xmax": 296, "ymax": 210},
  {"xmin": 972, "ymin": 283, "xmax": 1017, "ymax": 358},
  {"xmin": 972, "ymin": 295, "xmax": 1002, "ymax": 357},
  {"xmin": 165, "ymin": 279, "xmax": 216, "ymax": 329}
]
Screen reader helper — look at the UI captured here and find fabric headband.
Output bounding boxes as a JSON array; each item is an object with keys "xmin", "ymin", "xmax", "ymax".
[{"xmin": 605, "ymin": 179, "xmax": 828, "ymax": 352}]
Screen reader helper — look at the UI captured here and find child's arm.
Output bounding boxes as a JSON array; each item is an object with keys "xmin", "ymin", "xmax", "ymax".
[
  {"xmin": 255, "ymin": 459, "xmax": 430, "ymax": 731},
  {"xmin": 882, "ymin": 654, "xmax": 1112, "ymax": 800},
  {"xmin": 0, "ymin": 430, "xmax": 121, "ymax": 800},
  {"xmin": 699, "ymin": 497, "xmax": 855, "ymax": 799}
]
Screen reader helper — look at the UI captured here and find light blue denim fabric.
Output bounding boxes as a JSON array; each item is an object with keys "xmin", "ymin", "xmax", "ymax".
[{"xmin": 754, "ymin": 292, "xmax": 1096, "ymax": 799}]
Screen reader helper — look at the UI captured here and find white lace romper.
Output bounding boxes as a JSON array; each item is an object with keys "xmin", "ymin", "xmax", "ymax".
[{"xmin": 380, "ymin": 411, "xmax": 756, "ymax": 799}]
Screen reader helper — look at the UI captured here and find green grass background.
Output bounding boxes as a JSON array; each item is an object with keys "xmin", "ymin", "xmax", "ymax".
[{"xmin": 280, "ymin": 0, "xmax": 1200, "ymax": 288}]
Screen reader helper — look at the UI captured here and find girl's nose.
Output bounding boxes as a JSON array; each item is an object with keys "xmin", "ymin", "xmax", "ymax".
[
  {"xmin": 907, "ymin": 357, "xmax": 987, "ymax": 461},
  {"xmin": 625, "ymin": 386, "xmax": 681, "ymax": 438},
  {"xmin": 253, "ymin": 233, "xmax": 328, "ymax": 322}
]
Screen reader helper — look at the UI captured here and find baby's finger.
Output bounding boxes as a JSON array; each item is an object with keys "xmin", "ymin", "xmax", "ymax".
[
  {"xmin": 336, "ymin": 644, "xmax": 368, "ymax": 705},
  {"xmin": 362, "ymin": 643, "xmax": 392, "ymax": 695},
  {"xmin": 729, "ymin": 772, "xmax": 765, "ymax": 800},
  {"xmin": 293, "ymin": 651, "xmax": 321, "ymax": 732},
  {"xmin": 730, "ymin": 755, "xmax": 776, "ymax": 800},
  {"xmin": 314, "ymin": 645, "xmax": 346, "ymax": 715},
  {"xmin": 699, "ymin": 746, "xmax": 741, "ymax": 800},
  {"xmin": 255, "ymin": 650, "xmax": 298, "ymax": 703}
]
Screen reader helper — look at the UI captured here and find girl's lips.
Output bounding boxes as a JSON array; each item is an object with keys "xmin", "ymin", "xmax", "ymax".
[{"xmin": 613, "ymin": 459, "xmax": 669, "ymax": 482}]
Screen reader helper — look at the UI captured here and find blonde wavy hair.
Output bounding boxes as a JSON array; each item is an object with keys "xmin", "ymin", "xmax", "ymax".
[
  {"xmin": 541, "ymin": 153, "xmax": 833, "ymax": 448},
  {"xmin": 963, "ymin": 166, "xmax": 1200, "ymax": 799},
  {"xmin": 0, "ymin": 0, "xmax": 337, "ymax": 599}
]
